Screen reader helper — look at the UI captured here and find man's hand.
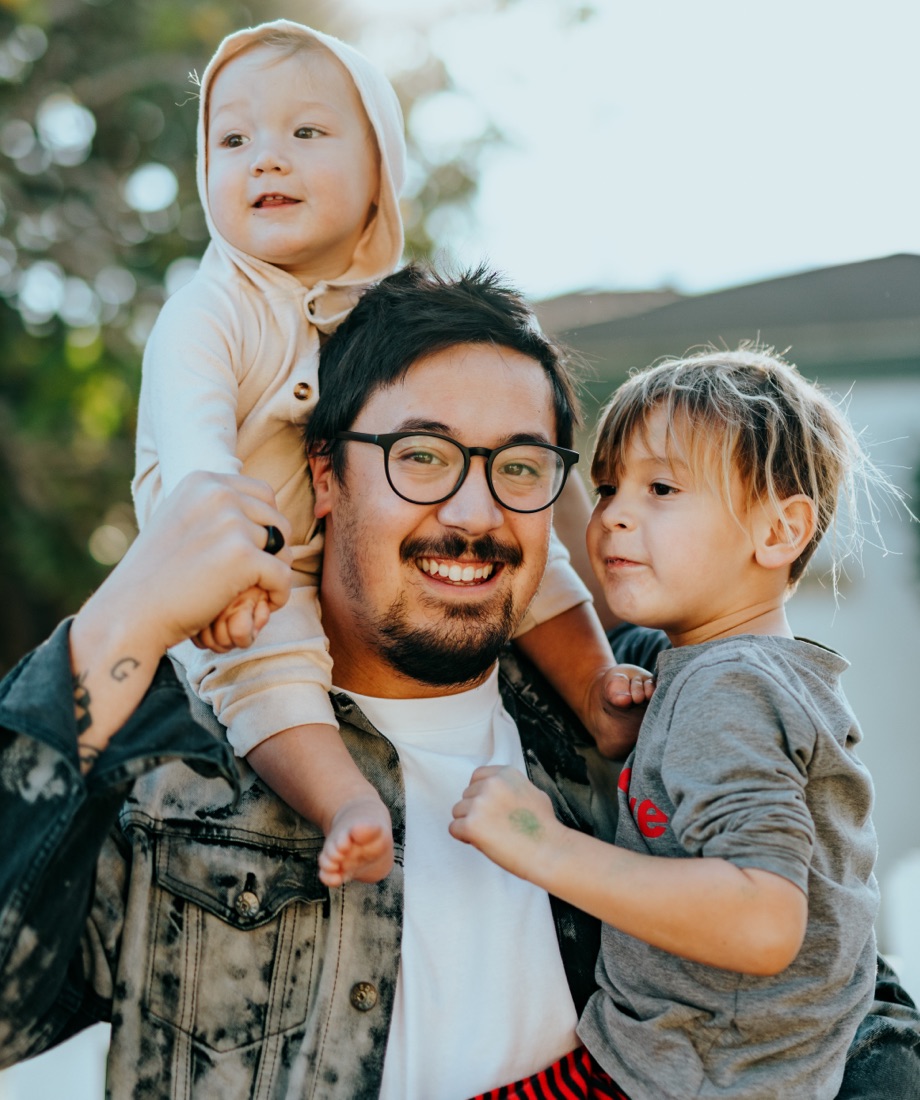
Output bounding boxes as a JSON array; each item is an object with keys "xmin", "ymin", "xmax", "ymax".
[
  {"xmin": 449, "ymin": 765, "xmax": 565, "ymax": 884},
  {"xmin": 123, "ymin": 472, "xmax": 293, "ymax": 653},
  {"xmin": 583, "ymin": 664, "xmax": 655, "ymax": 759},
  {"xmin": 70, "ymin": 472, "xmax": 293, "ymax": 769}
]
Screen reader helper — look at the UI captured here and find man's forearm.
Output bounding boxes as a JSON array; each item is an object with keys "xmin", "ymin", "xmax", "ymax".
[{"xmin": 69, "ymin": 599, "xmax": 166, "ymax": 772}]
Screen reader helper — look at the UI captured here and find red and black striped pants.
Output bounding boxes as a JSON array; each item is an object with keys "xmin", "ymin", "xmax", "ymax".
[{"xmin": 470, "ymin": 1046, "xmax": 630, "ymax": 1100}]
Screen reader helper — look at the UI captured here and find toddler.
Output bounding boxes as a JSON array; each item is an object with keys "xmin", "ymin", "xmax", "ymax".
[
  {"xmin": 134, "ymin": 20, "xmax": 649, "ymax": 888},
  {"xmin": 452, "ymin": 346, "xmax": 907, "ymax": 1098}
]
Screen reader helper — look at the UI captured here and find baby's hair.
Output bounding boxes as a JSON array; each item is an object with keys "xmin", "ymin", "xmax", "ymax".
[
  {"xmin": 591, "ymin": 344, "xmax": 909, "ymax": 590},
  {"xmin": 241, "ymin": 28, "xmax": 327, "ymax": 63}
]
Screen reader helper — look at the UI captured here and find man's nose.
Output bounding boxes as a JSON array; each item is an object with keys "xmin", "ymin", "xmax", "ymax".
[{"xmin": 436, "ymin": 458, "xmax": 504, "ymax": 533}]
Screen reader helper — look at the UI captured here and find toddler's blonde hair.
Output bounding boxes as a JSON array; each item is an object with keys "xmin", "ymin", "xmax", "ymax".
[{"xmin": 591, "ymin": 344, "xmax": 907, "ymax": 589}]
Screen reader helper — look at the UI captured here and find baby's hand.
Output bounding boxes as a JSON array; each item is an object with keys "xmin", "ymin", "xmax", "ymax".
[
  {"xmin": 192, "ymin": 584, "xmax": 271, "ymax": 652},
  {"xmin": 585, "ymin": 664, "xmax": 655, "ymax": 759},
  {"xmin": 449, "ymin": 764, "xmax": 559, "ymax": 880}
]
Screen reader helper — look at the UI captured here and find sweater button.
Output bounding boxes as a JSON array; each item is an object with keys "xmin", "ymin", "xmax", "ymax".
[
  {"xmin": 350, "ymin": 982, "xmax": 378, "ymax": 1011},
  {"xmin": 293, "ymin": 382, "xmax": 312, "ymax": 401},
  {"xmin": 307, "ymin": 299, "xmax": 316, "ymax": 315},
  {"xmin": 234, "ymin": 890, "xmax": 261, "ymax": 919}
]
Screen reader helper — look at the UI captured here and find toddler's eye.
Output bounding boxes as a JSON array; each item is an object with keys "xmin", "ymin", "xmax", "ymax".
[
  {"xmin": 651, "ymin": 482, "xmax": 677, "ymax": 497},
  {"xmin": 594, "ymin": 484, "xmax": 616, "ymax": 499},
  {"xmin": 294, "ymin": 126, "xmax": 321, "ymax": 139},
  {"xmin": 221, "ymin": 133, "xmax": 247, "ymax": 149}
]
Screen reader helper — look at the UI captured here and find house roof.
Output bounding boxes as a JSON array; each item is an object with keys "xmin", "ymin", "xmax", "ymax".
[{"xmin": 543, "ymin": 254, "xmax": 920, "ymax": 396}]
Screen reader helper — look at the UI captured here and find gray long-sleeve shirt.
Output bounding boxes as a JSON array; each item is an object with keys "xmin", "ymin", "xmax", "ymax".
[{"xmin": 579, "ymin": 634, "xmax": 879, "ymax": 1100}]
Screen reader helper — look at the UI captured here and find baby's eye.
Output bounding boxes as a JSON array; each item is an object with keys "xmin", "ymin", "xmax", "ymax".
[
  {"xmin": 650, "ymin": 482, "xmax": 678, "ymax": 497},
  {"xmin": 294, "ymin": 126, "xmax": 321, "ymax": 139},
  {"xmin": 593, "ymin": 484, "xmax": 616, "ymax": 499},
  {"xmin": 220, "ymin": 132, "xmax": 247, "ymax": 149}
]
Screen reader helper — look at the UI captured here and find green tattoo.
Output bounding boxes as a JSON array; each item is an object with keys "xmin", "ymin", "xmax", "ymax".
[{"xmin": 509, "ymin": 808, "xmax": 543, "ymax": 839}]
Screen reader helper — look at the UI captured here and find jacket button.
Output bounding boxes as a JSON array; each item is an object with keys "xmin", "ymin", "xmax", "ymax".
[
  {"xmin": 350, "ymin": 981, "xmax": 378, "ymax": 1011},
  {"xmin": 293, "ymin": 382, "xmax": 312, "ymax": 401},
  {"xmin": 234, "ymin": 890, "xmax": 261, "ymax": 919}
]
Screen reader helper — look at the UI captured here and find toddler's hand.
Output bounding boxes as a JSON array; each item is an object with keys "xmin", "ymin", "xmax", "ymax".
[
  {"xmin": 449, "ymin": 764, "xmax": 559, "ymax": 880},
  {"xmin": 585, "ymin": 664, "xmax": 655, "ymax": 759},
  {"xmin": 192, "ymin": 585, "xmax": 271, "ymax": 652}
]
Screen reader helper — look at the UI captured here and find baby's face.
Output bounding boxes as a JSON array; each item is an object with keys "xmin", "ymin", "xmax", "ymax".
[{"xmin": 206, "ymin": 44, "xmax": 380, "ymax": 284}]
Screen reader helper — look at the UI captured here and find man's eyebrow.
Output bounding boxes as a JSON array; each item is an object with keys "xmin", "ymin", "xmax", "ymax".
[{"xmin": 393, "ymin": 419, "xmax": 555, "ymax": 446}]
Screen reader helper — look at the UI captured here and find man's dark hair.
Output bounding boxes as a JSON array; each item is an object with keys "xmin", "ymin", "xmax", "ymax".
[{"xmin": 306, "ymin": 264, "xmax": 581, "ymax": 477}]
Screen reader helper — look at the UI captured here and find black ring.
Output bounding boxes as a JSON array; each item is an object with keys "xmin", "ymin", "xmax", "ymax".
[{"xmin": 263, "ymin": 525, "xmax": 285, "ymax": 555}]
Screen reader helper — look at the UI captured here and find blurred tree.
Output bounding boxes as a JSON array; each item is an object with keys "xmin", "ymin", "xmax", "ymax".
[{"xmin": 0, "ymin": 0, "xmax": 508, "ymax": 670}]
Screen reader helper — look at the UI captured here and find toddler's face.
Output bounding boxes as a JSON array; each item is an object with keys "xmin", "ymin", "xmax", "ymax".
[
  {"xmin": 587, "ymin": 407, "xmax": 766, "ymax": 644},
  {"xmin": 206, "ymin": 44, "xmax": 380, "ymax": 283}
]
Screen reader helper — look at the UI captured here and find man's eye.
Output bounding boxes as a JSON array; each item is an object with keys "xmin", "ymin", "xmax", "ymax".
[
  {"xmin": 498, "ymin": 461, "xmax": 540, "ymax": 480},
  {"xmin": 294, "ymin": 126, "xmax": 321, "ymax": 139},
  {"xmin": 594, "ymin": 484, "xmax": 616, "ymax": 499},
  {"xmin": 408, "ymin": 450, "xmax": 442, "ymax": 466},
  {"xmin": 393, "ymin": 447, "xmax": 449, "ymax": 468}
]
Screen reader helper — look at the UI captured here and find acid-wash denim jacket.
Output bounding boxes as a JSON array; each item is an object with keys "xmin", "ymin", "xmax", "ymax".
[{"xmin": 0, "ymin": 620, "xmax": 917, "ymax": 1099}]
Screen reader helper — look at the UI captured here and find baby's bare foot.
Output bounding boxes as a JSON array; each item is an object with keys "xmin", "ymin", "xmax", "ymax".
[{"xmin": 318, "ymin": 796, "xmax": 394, "ymax": 887}]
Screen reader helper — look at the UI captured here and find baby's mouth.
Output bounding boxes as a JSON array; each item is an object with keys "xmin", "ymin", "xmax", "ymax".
[
  {"xmin": 418, "ymin": 558, "xmax": 496, "ymax": 585},
  {"xmin": 254, "ymin": 193, "xmax": 298, "ymax": 208}
]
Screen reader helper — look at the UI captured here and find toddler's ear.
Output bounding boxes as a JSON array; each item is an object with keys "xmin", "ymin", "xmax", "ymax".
[{"xmin": 754, "ymin": 495, "xmax": 817, "ymax": 571}]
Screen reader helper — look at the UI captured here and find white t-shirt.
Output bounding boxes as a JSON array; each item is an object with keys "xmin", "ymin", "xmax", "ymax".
[{"xmin": 341, "ymin": 667, "xmax": 579, "ymax": 1100}]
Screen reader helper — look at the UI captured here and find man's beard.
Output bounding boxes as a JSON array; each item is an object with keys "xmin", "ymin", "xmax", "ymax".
[
  {"xmin": 346, "ymin": 530, "xmax": 526, "ymax": 688},
  {"xmin": 375, "ymin": 589, "xmax": 518, "ymax": 687}
]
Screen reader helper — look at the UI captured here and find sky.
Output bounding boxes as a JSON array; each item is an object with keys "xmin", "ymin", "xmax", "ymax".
[{"xmin": 352, "ymin": 0, "xmax": 920, "ymax": 301}]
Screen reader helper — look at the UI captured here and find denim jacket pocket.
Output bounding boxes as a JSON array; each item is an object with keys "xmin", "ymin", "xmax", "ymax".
[{"xmin": 145, "ymin": 831, "xmax": 328, "ymax": 1053}]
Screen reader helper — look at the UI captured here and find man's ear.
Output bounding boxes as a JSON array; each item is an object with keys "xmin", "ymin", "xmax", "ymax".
[
  {"xmin": 754, "ymin": 494, "xmax": 818, "ymax": 571},
  {"xmin": 309, "ymin": 450, "xmax": 334, "ymax": 519}
]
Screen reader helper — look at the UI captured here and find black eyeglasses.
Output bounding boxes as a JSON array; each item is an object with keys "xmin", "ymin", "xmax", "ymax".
[{"xmin": 334, "ymin": 431, "xmax": 579, "ymax": 513}]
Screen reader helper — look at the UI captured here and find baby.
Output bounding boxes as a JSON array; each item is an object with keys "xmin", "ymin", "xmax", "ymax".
[
  {"xmin": 453, "ymin": 346, "xmax": 907, "ymax": 1098},
  {"xmin": 134, "ymin": 20, "xmax": 649, "ymax": 889}
]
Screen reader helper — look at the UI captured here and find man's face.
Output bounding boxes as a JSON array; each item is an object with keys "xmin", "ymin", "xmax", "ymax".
[
  {"xmin": 206, "ymin": 44, "xmax": 380, "ymax": 284},
  {"xmin": 311, "ymin": 343, "xmax": 559, "ymax": 697}
]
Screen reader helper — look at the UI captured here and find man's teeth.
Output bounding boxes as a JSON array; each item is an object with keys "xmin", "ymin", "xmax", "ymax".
[{"xmin": 419, "ymin": 558, "xmax": 494, "ymax": 582}]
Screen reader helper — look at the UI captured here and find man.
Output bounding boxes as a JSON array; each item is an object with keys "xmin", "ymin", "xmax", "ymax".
[{"xmin": 0, "ymin": 267, "xmax": 916, "ymax": 1099}]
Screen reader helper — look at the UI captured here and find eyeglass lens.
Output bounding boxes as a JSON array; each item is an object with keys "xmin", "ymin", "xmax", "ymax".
[{"xmin": 387, "ymin": 434, "xmax": 566, "ymax": 510}]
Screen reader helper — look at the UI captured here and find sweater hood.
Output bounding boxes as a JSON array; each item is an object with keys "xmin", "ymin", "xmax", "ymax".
[{"xmin": 194, "ymin": 19, "xmax": 406, "ymax": 328}]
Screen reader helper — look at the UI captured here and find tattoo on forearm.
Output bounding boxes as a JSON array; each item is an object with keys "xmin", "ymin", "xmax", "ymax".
[
  {"xmin": 72, "ymin": 671, "xmax": 92, "ymax": 734},
  {"xmin": 111, "ymin": 656, "xmax": 140, "ymax": 681}
]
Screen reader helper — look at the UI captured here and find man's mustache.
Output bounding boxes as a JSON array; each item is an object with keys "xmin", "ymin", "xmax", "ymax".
[{"xmin": 401, "ymin": 533, "xmax": 523, "ymax": 569}]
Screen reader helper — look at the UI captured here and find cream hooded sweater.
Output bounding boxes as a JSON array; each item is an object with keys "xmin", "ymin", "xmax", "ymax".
[{"xmin": 133, "ymin": 20, "xmax": 589, "ymax": 756}]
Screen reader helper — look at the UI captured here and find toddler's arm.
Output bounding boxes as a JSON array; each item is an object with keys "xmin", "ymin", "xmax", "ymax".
[{"xmin": 450, "ymin": 765, "xmax": 807, "ymax": 975}]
